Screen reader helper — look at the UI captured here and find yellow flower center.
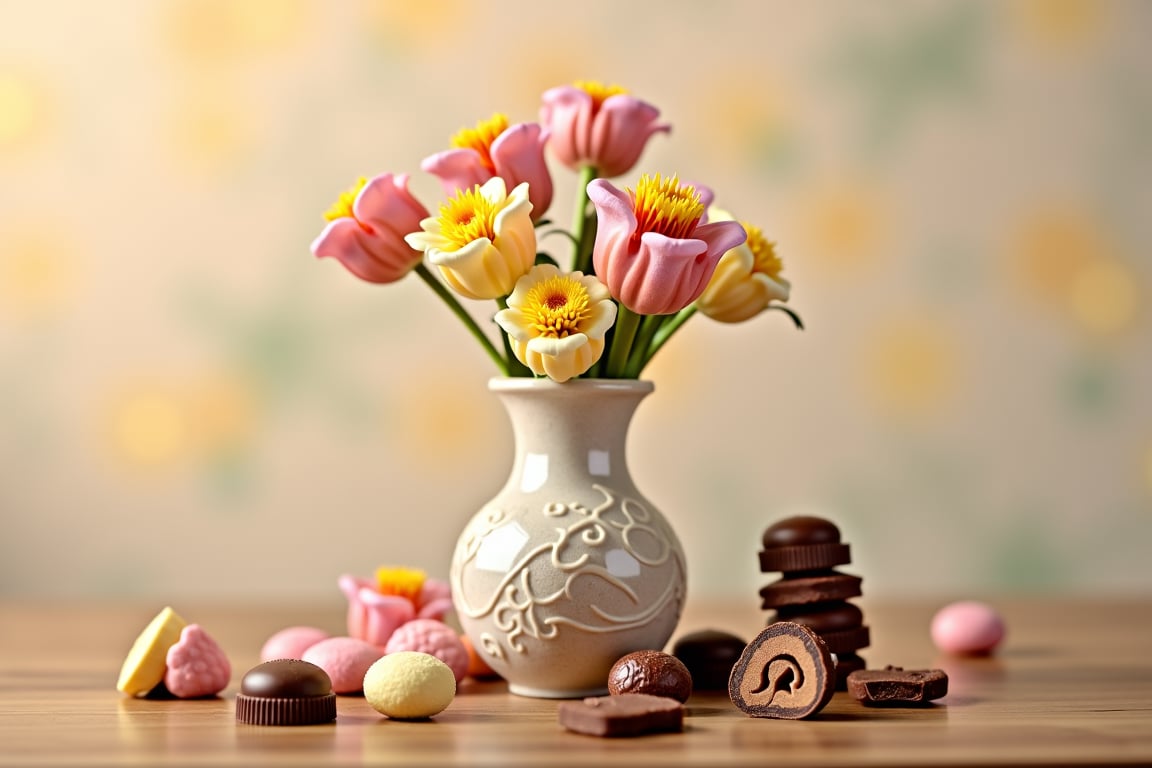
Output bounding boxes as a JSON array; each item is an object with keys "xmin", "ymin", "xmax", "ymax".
[
  {"xmin": 629, "ymin": 173, "xmax": 704, "ymax": 243},
  {"xmin": 742, "ymin": 221, "xmax": 784, "ymax": 278},
  {"xmin": 375, "ymin": 566, "xmax": 426, "ymax": 604},
  {"xmin": 522, "ymin": 275, "xmax": 592, "ymax": 338},
  {"xmin": 437, "ymin": 185, "xmax": 502, "ymax": 250},
  {"xmin": 450, "ymin": 113, "xmax": 509, "ymax": 174},
  {"xmin": 574, "ymin": 80, "xmax": 628, "ymax": 113},
  {"xmin": 323, "ymin": 177, "xmax": 368, "ymax": 221}
]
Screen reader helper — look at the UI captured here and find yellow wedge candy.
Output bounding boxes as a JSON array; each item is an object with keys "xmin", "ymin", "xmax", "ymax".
[{"xmin": 116, "ymin": 606, "xmax": 188, "ymax": 696}]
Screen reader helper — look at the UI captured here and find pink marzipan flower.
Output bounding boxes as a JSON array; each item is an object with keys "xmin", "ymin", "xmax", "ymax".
[
  {"xmin": 338, "ymin": 568, "xmax": 453, "ymax": 648},
  {"xmin": 422, "ymin": 114, "xmax": 553, "ymax": 220},
  {"xmin": 588, "ymin": 175, "xmax": 747, "ymax": 315},
  {"xmin": 311, "ymin": 173, "xmax": 429, "ymax": 284},
  {"xmin": 540, "ymin": 82, "xmax": 670, "ymax": 177}
]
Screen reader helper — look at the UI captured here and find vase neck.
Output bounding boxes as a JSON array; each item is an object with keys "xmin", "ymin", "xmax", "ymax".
[{"xmin": 490, "ymin": 379, "xmax": 652, "ymax": 496}]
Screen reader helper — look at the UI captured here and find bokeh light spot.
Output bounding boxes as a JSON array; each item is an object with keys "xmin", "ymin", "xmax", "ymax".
[
  {"xmin": 794, "ymin": 181, "xmax": 890, "ymax": 276},
  {"xmin": 861, "ymin": 316, "xmax": 962, "ymax": 418},
  {"xmin": 108, "ymin": 388, "xmax": 193, "ymax": 468},
  {"xmin": 0, "ymin": 69, "xmax": 49, "ymax": 153},
  {"xmin": 1069, "ymin": 258, "xmax": 1139, "ymax": 336},
  {"xmin": 1013, "ymin": 0, "xmax": 1109, "ymax": 52},
  {"xmin": 0, "ymin": 229, "xmax": 73, "ymax": 318}
]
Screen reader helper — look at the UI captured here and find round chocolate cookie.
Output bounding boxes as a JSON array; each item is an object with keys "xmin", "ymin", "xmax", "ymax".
[
  {"xmin": 773, "ymin": 601, "xmax": 863, "ymax": 633},
  {"xmin": 772, "ymin": 602, "xmax": 870, "ymax": 654},
  {"xmin": 671, "ymin": 629, "xmax": 746, "ymax": 691},
  {"xmin": 759, "ymin": 572, "xmax": 863, "ymax": 609},
  {"xmin": 758, "ymin": 516, "xmax": 851, "ymax": 573}
]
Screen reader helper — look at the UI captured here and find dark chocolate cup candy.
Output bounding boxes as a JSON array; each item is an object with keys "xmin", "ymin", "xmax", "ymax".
[
  {"xmin": 235, "ymin": 659, "xmax": 337, "ymax": 726},
  {"xmin": 728, "ymin": 621, "xmax": 835, "ymax": 720},
  {"xmin": 759, "ymin": 516, "xmax": 851, "ymax": 573}
]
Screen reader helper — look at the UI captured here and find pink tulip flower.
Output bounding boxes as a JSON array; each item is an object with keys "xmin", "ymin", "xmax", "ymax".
[
  {"xmin": 540, "ymin": 82, "xmax": 670, "ymax": 177},
  {"xmin": 311, "ymin": 173, "xmax": 429, "ymax": 284},
  {"xmin": 422, "ymin": 114, "xmax": 553, "ymax": 220},
  {"xmin": 338, "ymin": 567, "xmax": 453, "ymax": 648},
  {"xmin": 588, "ymin": 175, "xmax": 747, "ymax": 315}
]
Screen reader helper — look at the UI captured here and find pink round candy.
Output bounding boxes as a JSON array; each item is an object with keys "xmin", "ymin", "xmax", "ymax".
[
  {"xmin": 931, "ymin": 600, "xmax": 1006, "ymax": 655},
  {"xmin": 260, "ymin": 626, "xmax": 331, "ymax": 662},
  {"xmin": 384, "ymin": 619, "xmax": 469, "ymax": 683},
  {"xmin": 302, "ymin": 636, "xmax": 385, "ymax": 694}
]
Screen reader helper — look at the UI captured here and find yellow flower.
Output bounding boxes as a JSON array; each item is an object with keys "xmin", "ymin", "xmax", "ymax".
[
  {"xmin": 494, "ymin": 264, "xmax": 617, "ymax": 382},
  {"xmin": 404, "ymin": 177, "xmax": 536, "ymax": 300},
  {"xmin": 695, "ymin": 207, "xmax": 790, "ymax": 323}
]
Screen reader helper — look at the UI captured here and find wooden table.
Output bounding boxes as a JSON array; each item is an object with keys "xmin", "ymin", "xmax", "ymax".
[{"xmin": 2, "ymin": 597, "xmax": 1150, "ymax": 766}]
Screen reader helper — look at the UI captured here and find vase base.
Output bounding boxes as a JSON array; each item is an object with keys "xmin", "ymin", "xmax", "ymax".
[{"xmin": 507, "ymin": 682, "xmax": 609, "ymax": 700}]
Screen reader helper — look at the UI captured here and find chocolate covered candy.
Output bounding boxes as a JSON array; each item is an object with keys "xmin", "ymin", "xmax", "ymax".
[
  {"xmin": 847, "ymin": 666, "xmax": 949, "ymax": 706},
  {"xmin": 558, "ymin": 693, "xmax": 683, "ymax": 737},
  {"xmin": 728, "ymin": 621, "xmax": 835, "ymax": 720},
  {"xmin": 607, "ymin": 650, "xmax": 692, "ymax": 703},
  {"xmin": 672, "ymin": 629, "xmax": 746, "ymax": 691},
  {"xmin": 235, "ymin": 659, "xmax": 337, "ymax": 725}
]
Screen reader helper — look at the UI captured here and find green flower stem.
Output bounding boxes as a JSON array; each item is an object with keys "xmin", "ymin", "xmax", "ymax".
[
  {"xmin": 496, "ymin": 297, "xmax": 534, "ymax": 377},
  {"xmin": 636, "ymin": 305, "xmax": 698, "ymax": 377},
  {"xmin": 604, "ymin": 304, "xmax": 642, "ymax": 378},
  {"xmin": 415, "ymin": 263, "xmax": 510, "ymax": 376},
  {"xmin": 623, "ymin": 313, "xmax": 665, "ymax": 379},
  {"xmin": 571, "ymin": 165, "xmax": 598, "ymax": 275}
]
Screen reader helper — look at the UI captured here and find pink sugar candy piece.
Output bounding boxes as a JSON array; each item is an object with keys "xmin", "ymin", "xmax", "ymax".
[
  {"xmin": 384, "ymin": 619, "xmax": 469, "ymax": 683},
  {"xmin": 260, "ymin": 626, "xmax": 331, "ymax": 662},
  {"xmin": 931, "ymin": 600, "xmax": 1006, "ymax": 655},
  {"xmin": 164, "ymin": 624, "xmax": 231, "ymax": 698},
  {"xmin": 302, "ymin": 636, "xmax": 386, "ymax": 694}
]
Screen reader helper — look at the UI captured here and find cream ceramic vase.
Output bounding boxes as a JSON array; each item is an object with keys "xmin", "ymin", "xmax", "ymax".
[{"xmin": 450, "ymin": 377, "xmax": 687, "ymax": 698}]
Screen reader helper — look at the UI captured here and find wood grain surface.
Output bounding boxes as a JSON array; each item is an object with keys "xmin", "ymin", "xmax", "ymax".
[{"xmin": 1, "ymin": 597, "xmax": 1150, "ymax": 766}]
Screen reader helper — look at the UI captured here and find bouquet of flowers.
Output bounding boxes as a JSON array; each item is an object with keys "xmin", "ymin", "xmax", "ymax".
[{"xmin": 311, "ymin": 81, "xmax": 801, "ymax": 382}]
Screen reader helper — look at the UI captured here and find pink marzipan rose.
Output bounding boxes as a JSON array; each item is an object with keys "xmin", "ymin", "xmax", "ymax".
[
  {"xmin": 311, "ymin": 173, "xmax": 429, "ymax": 284},
  {"xmin": 540, "ymin": 84, "xmax": 670, "ymax": 177},
  {"xmin": 588, "ymin": 177, "xmax": 747, "ymax": 316},
  {"xmin": 338, "ymin": 573, "xmax": 453, "ymax": 648},
  {"xmin": 422, "ymin": 120, "xmax": 553, "ymax": 220}
]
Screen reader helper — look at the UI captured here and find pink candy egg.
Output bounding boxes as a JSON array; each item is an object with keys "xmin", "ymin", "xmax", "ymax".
[
  {"xmin": 302, "ymin": 636, "xmax": 385, "ymax": 694},
  {"xmin": 931, "ymin": 600, "xmax": 1006, "ymax": 655},
  {"xmin": 260, "ymin": 626, "xmax": 331, "ymax": 662},
  {"xmin": 384, "ymin": 619, "xmax": 469, "ymax": 683}
]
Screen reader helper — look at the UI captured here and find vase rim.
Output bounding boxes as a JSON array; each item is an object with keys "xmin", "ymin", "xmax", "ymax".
[{"xmin": 488, "ymin": 377, "xmax": 654, "ymax": 394}]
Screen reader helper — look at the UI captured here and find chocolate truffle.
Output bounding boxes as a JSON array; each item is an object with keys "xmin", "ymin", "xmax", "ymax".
[
  {"xmin": 235, "ymin": 659, "xmax": 337, "ymax": 725},
  {"xmin": 671, "ymin": 630, "xmax": 746, "ymax": 691},
  {"xmin": 607, "ymin": 650, "xmax": 692, "ymax": 703}
]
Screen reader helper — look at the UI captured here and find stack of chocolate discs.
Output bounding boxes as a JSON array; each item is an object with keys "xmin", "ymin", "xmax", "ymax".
[{"xmin": 758, "ymin": 515, "xmax": 869, "ymax": 689}]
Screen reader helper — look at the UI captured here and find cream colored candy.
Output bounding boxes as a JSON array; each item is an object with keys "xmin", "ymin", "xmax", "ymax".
[
  {"xmin": 363, "ymin": 651, "xmax": 456, "ymax": 719},
  {"xmin": 117, "ymin": 606, "xmax": 188, "ymax": 696}
]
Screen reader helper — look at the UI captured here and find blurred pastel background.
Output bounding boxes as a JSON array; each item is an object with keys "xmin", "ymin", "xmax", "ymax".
[{"xmin": 2, "ymin": 0, "xmax": 1149, "ymax": 603}]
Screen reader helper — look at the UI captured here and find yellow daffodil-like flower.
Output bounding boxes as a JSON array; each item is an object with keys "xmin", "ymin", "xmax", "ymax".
[
  {"xmin": 494, "ymin": 264, "xmax": 618, "ymax": 382},
  {"xmin": 695, "ymin": 207, "xmax": 790, "ymax": 323},
  {"xmin": 404, "ymin": 177, "xmax": 536, "ymax": 300}
]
